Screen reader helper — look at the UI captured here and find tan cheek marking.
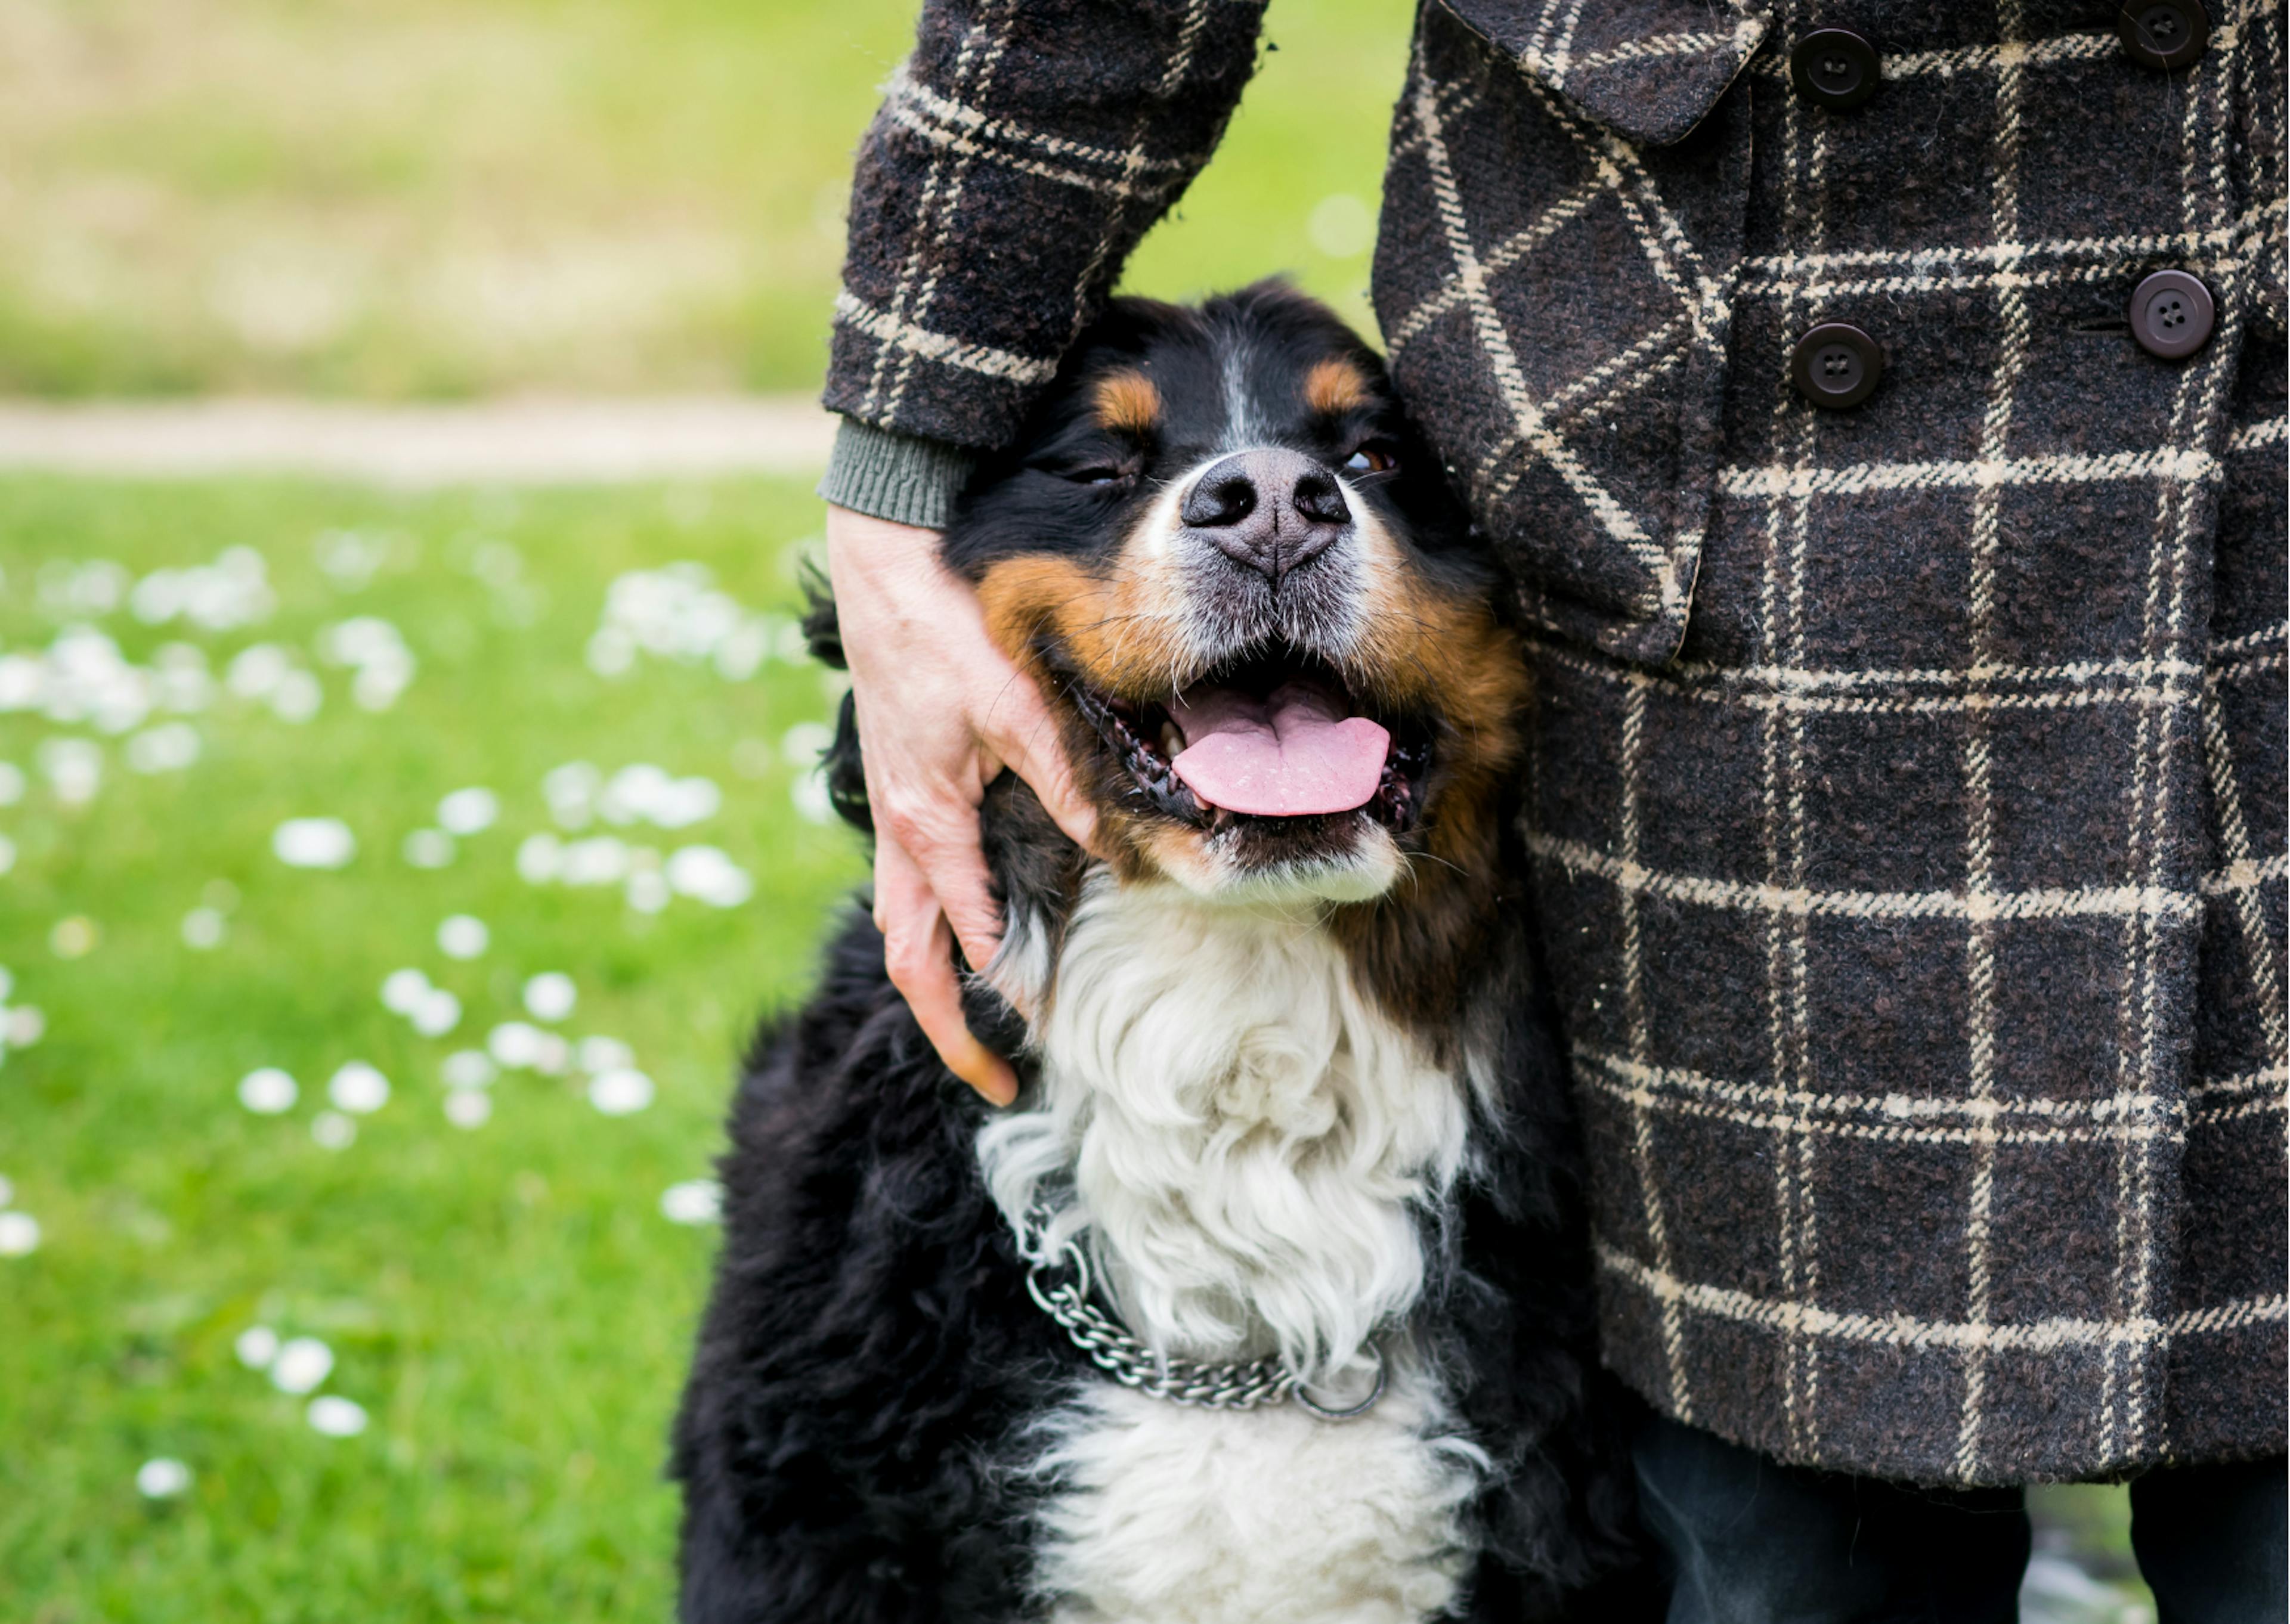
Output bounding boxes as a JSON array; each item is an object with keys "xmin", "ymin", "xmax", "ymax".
[
  {"xmin": 973, "ymin": 505, "xmax": 1202, "ymax": 695},
  {"xmin": 1345, "ymin": 504, "xmax": 1416, "ymax": 661},
  {"xmin": 1409, "ymin": 611, "xmax": 1527, "ymax": 881},
  {"xmin": 1346, "ymin": 515, "xmax": 1525, "ymax": 721},
  {"xmin": 1304, "ymin": 357, "xmax": 1372, "ymax": 417},
  {"xmin": 1091, "ymin": 370, "xmax": 1162, "ymax": 439},
  {"xmin": 1338, "ymin": 521, "xmax": 1528, "ymax": 876}
]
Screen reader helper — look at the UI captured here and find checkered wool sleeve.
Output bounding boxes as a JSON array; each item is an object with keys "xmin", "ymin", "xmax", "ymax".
[
  {"xmin": 824, "ymin": 0, "xmax": 1268, "ymax": 451},
  {"xmin": 1373, "ymin": 0, "xmax": 2284, "ymax": 1484}
]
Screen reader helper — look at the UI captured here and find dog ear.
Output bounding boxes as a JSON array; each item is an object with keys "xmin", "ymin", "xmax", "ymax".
[
  {"xmin": 821, "ymin": 689, "xmax": 872, "ymax": 834},
  {"xmin": 796, "ymin": 578, "xmax": 874, "ymax": 833},
  {"xmin": 800, "ymin": 570, "xmax": 846, "ymax": 669}
]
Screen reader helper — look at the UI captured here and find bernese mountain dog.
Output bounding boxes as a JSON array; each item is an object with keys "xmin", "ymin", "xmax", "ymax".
[{"xmin": 671, "ymin": 284, "xmax": 1655, "ymax": 1623}]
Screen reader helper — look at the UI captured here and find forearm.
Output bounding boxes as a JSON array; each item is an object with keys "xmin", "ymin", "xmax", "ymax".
[{"xmin": 825, "ymin": 0, "xmax": 1268, "ymax": 451}]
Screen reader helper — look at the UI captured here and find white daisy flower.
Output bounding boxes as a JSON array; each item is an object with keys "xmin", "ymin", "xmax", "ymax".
[
  {"xmin": 522, "ymin": 973, "xmax": 576, "ymax": 1023},
  {"xmin": 307, "ymin": 1396, "xmax": 368, "ymax": 1437},
  {"xmin": 575, "ymin": 1036, "xmax": 635, "ymax": 1075},
  {"xmin": 660, "ymin": 1180, "xmax": 723, "ymax": 1225},
  {"xmin": 440, "ymin": 1049, "xmax": 496, "ymax": 1090},
  {"xmin": 666, "ymin": 846, "xmax": 754, "ymax": 908},
  {"xmin": 436, "ymin": 788, "xmax": 498, "ymax": 836},
  {"xmin": 380, "ymin": 969, "xmax": 431, "ymax": 1015},
  {"xmin": 234, "ymin": 1325, "xmax": 281, "ymax": 1369},
  {"xmin": 435, "ymin": 915, "xmax": 488, "ymax": 960},
  {"xmin": 0, "ymin": 1211, "xmax": 39, "ymax": 1256},
  {"xmin": 327, "ymin": 1062, "xmax": 389, "ymax": 1114},
  {"xmin": 515, "ymin": 832, "xmax": 564, "ymax": 884},
  {"xmin": 487, "ymin": 1022, "xmax": 546, "ymax": 1069},
  {"xmin": 270, "ymin": 670, "xmax": 322, "ymax": 723},
  {"xmin": 269, "ymin": 1337, "xmax": 333, "ymax": 1394},
  {"xmin": 587, "ymin": 1068, "xmax": 654, "ymax": 1117},
  {"xmin": 273, "ymin": 817, "xmax": 355, "ymax": 869},
  {"xmin": 238, "ymin": 1068, "xmax": 298, "ymax": 1114},
  {"xmin": 137, "ymin": 1457, "xmax": 194, "ymax": 1498},
  {"xmin": 410, "ymin": 988, "xmax": 461, "ymax": 1038},
  {"xmin": 401, "ymin": 829, "xmax": 456, "ymax": 869},
  {"xmin": 559, "ymin": 836, "xmax": 630, "ymax": 886}
]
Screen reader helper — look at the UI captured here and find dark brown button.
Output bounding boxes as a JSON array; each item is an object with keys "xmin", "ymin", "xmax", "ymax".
[
  {"xmin": 2118, "ymin": 0, "xmax": 2208, "ymax": 69},
  {"xmin": 2128, "ymin": 269, "xmax": 2216, "ymax": 358},
  {"xmin": 1789, "ymin": 27, "xmax": 1880, "ymax": 110},
  {"xmin": 1790, "ymin": 323, "xmax": 1884, "ymax": 409}
]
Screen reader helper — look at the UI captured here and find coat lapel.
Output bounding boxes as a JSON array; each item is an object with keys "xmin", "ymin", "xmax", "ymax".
[{"xmin": 1434, "ymin": 0, "xmax": 1771, "ymax": 145}]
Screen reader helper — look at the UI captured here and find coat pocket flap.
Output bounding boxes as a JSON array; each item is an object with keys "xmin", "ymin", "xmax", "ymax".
[{"xmin": 1434, "ymin": 0, "xmax": 1769, "ymax": 146}]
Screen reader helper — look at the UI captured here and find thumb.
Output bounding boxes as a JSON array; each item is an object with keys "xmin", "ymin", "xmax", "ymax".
[{"xmin": 984, "ymin": 681, "xmax": 1100, "ymax": 857}]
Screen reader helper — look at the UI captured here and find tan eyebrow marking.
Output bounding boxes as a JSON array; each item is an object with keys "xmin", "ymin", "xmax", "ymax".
[
  {"xmin": 1304, "ymin": 356, "xmax": 1372, "ymax": 416},
  {"xmin": 1091, "ymin": 370, "xmax": 1162, "ymax": 438}
]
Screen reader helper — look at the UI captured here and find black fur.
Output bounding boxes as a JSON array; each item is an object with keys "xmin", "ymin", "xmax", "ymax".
[
  {"xmin": 670, "ymin": 903, "xmax": 1067, "ymax": 1623},
  {"xmin": 673, "ymin": 289, "xmax": 1660, "ymax": 1622}
]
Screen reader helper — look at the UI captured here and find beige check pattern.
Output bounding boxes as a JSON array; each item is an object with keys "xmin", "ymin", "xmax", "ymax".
[
  {"xmin": 1460, "ymin": 0, "xmax": 2287, "ymax": 1483},
  {"xmin": 1375, "ymin": 3, "xmax": 1772, "ymax": 666},
  {"xmin": 825, "ymin": 0, "xmax": 2286, "ymax": 1484}
]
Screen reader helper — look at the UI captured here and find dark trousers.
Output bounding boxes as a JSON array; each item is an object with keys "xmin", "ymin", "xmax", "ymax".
[{"xmin": 1635, "ymin": 1412, "xmax": 2287, "ymax": 1624}]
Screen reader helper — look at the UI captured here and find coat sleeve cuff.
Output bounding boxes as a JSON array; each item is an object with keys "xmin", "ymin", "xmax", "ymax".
[{"xmin": 816, "ymin": 418, "xmax": 976, "ymax": 532}]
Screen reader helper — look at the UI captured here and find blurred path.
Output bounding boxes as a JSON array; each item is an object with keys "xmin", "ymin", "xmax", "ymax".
[{"xmin": 0, "ymin": 397, "xmax": 835, "ymax": 484}]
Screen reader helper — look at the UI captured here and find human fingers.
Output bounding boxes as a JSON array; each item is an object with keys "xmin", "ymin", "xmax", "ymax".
[
  {"xmin": 979, "ymin": 673, "xmax": 1100, "ymax": 857},
  {"xmin": 887, "ymin": 801, "xmax": 1013, "ymax": 996},
  {"xmin": 874, "ymin": 825, "xmax": 1017, "ymax": 1106}
]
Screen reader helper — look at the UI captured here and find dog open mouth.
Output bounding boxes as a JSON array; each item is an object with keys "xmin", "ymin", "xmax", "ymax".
[{"xmin": 1066, "ymin": 647, "xmax": 1434, "ymax": 836}]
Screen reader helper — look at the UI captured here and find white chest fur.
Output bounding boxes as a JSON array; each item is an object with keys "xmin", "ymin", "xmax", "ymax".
[{"xmin": 977, "ymin": 879, "xmax": 1488, "ymax": 1622}]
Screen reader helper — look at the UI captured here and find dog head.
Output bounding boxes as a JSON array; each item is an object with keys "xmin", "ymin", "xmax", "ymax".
[{"xmin": 944, "ymin": 283, "xmax": 1524, "ymax": 906}]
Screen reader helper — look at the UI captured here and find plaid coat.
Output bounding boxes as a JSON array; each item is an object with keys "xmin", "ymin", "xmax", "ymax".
[{"xmin": 824, "ymin": 0, "xmax": 2288, "ymax": 1485}]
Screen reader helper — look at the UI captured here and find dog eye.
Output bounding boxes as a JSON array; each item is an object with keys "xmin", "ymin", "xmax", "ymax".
[
  {"xmin": 1066, "ymin": 467, "xmax": 1131, "ymax": 487},
  {"xmin": 1344, "ymin": 444, "xmax": 1399, "ymax": 475}
]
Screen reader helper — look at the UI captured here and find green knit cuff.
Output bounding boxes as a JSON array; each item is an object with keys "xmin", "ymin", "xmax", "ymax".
[{"xmin": 816, "ymin": 419, "xmax": 977, "ymax": 531}]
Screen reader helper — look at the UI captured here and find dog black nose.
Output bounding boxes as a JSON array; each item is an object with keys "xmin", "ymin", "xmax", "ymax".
[{"xmin": 1179, "ymin": 448, "xmax": 1351, "ymax": 583}]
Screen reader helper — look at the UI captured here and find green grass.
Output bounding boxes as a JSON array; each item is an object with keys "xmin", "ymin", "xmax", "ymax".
[
  {"xmin": 0, "ymin": 0, "xmax": 1414, "ymax": 398},
  {"xmin": 0, "ymin": 475, "xmax": 864, "ymax": 1620},
  {"xmin": 0, "ymin": 474, "xmax": 2158, "ymax": 1619}
]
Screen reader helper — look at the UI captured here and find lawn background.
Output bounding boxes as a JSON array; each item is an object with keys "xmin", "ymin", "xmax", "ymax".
[
  {"xmin": 1, "ymin": 0, "xmax": 1407, "ymax": 398},
  {"xmin": 1, "ymin": 476, "xmax": 872, "ymax": 1617},
  {"xmin": 5, "ymin": 4, "xmax": 1428, "ymax": 1615},
  {"xmin": 1, "ymin": 2, "xmax": 2150, "ymax": 1619}
]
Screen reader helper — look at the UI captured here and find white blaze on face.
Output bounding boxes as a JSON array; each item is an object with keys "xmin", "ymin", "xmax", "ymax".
[
  {"xmin": 1119, "ymin": 454, "xmax": 1230, "ymax": 681},
  {"xmin": 1219, "ymin": 339, "xmax": 1261, "ymax": 451}
]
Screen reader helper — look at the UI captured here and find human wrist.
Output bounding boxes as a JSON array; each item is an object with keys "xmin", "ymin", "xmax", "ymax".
[{"xmin": 817, "ymin": 419, "xmax": 976, "ymax": 532}]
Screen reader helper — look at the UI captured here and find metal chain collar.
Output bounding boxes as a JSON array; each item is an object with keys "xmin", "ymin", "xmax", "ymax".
[{"xmin": 1016, "ymin": 1206, "xmax": 1387, "ymax": 1421}]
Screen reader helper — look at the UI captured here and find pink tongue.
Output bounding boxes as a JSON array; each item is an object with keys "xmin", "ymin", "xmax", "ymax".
[{"xmin": 1169, "ymin": 682, "xmax": 1391, "ymax": 817}]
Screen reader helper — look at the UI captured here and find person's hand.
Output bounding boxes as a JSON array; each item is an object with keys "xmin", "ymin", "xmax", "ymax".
[{"xmin": 824, "ymin": 504, "xmax": 1098, "ymax": 1105}]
